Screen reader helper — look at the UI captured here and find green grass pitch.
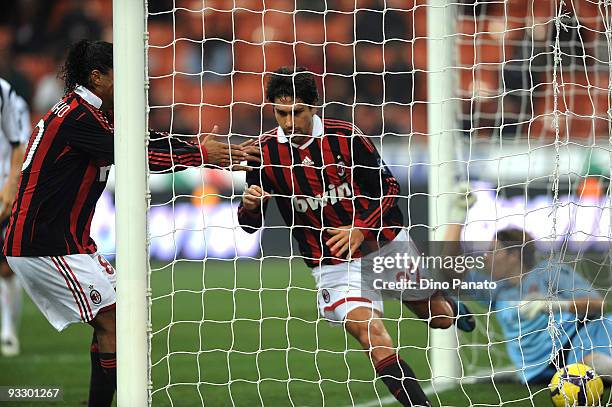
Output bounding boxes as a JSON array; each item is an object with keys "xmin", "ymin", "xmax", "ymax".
[{"xmin": 0, "ymin": 259, "xmax": 606, "ymax": 406}]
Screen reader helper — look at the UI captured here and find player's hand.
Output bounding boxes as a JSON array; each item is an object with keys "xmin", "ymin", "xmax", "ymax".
[
  {"xmin": 242, "ymin": 185, "xmax": 270, "ymax": 211},
  {"xmin": 519, "ymin": 294, "xmax": 566, "ymax": 319},
  {"xmin": 326, "ymin": 226, "xmax": 365, "ymax": 258},
  {"xmin": 449, "ymin": 181, "xmax": 476, "ymax": 222},
  {"xmin": 0, "ymin": 179, "xmax": 17, "ymax": 221},
  {"xmin": 200, "ymin": 125, "xmax": 257, "ymax": 171},
  {"xmin": 238, "ymin": 139, "xmax": 261, "ymax": 164}
]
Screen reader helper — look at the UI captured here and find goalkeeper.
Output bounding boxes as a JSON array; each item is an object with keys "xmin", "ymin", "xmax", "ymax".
[
  {"xmin": 2, "ymin": 39, "xmax": 260, "ymax": 407},
  {"xmin": 446, "ymin": 186, "xmax": 612, "ymax": 385},
  {"xmin": 239, "ymin": 66, "xmax": 475, "ymax": 407}
]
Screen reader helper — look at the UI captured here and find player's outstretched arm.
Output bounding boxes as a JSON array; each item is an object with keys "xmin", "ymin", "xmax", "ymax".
[
  {"xmin": 149, "ymin": 125, "xmax": 261, "ymax": 172},
  {"xmin": 520, "ymin": 266, "xmax": 604, "ymax": 320},
  {"xmin": 519, "ymin": 295, "xmax": 604, "ymax": 320},
  {"xmin": 198, "ymin": 126, "xmax": 261, "ymax": 171},
  {"xmin": 65, "ymin": 108, "xmax": 260, "ymax": 173},
  {"xmin": 566, "ymin": 297, "xmax": 604, "ymax": 320},
  {"xmin": 443, "ymin": 182, "xmax": 476, "ymax": 263},
  {"xmin": 444, "ymin": 182, "xmax": 476, "ymax": 241}
]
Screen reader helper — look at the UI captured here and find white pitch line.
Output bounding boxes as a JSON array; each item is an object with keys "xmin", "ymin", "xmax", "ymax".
[
  {"xmin": 349, "ymin": 367, "xmax": 509, "ymax": 407},
  {"xmin": 349, "ymin": 381, "xmax": 453, "ymax": 407},
  {"xmin": 5, "ymin": 354, "xmax": 84, "ymax": 364}
]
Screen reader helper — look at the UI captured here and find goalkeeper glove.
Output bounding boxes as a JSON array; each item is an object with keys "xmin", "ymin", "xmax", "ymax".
[
  {"xmin": 519, "ymin": 294, "xmax": 566, "ymax": 319},
  {"xmin": 449, "ymin": 182, "xmax": 477, "ymax": 222}
]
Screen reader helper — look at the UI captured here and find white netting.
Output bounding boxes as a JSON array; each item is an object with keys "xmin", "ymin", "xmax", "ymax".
[{"xmin": 143, "ymin": 0, "xmax": 612, "ymax": 405}]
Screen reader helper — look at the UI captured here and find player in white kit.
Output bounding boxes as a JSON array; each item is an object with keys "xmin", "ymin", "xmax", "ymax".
[{"xmin": 0, "ymin": 79, "xmax": 29, "ymax": 357}]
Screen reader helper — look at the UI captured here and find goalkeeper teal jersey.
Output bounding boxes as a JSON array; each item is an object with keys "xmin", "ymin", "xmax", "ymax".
[{"xmin": 467, "ymin": 260, "xmax": 600, "ymax": 382}]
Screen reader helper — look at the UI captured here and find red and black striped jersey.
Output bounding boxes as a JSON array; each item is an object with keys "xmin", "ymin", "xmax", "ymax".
[
  {"xmin": 238, "ymin": 115, "xmax": 403, "ymax": 268},
  {"xmin": 3, "ymin": 85, "xmax": 206, "ymax": 257}
]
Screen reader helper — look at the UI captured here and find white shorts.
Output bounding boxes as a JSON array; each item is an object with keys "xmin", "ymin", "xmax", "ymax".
[
  {"xmin": 7, "ymin": 253, "xmax": 116, "ymax": 331},
  {"xmin": 313, "ymin": 229, "xmax": 436, "ymax": 325}
]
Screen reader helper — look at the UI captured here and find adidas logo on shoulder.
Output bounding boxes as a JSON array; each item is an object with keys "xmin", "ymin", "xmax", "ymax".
[{"xmin": 302, "ymin": 156, "xmax": 314, "ymax": 166}]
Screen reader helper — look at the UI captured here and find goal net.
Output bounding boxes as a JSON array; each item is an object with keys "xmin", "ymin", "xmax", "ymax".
[{"xmin": 133, "ymin": 0, "xmax": 612, "ymax": 405}]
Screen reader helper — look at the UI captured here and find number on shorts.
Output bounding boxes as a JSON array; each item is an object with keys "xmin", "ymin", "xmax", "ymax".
[{"xmin": 97, "ymin": 255, "xmax": 114, "ymax": 275}]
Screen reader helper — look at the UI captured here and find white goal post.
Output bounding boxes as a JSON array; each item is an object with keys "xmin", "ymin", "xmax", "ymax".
[
  {"xmin": 427, "ymin": 0, "xmax": 462, "ymax": 389},
  {"xmin": 113, "ymin": 0, "xmax": 149, "ymax": 406}
]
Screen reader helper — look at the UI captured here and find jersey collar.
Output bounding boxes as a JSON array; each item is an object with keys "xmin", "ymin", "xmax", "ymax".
[
  {"xmin": 75, "ymin": 85, "xmax": 103, "ymax": 109},
  {"xmin": 276, "ymin": 114, "xmax": 323, "ymax": 150}
]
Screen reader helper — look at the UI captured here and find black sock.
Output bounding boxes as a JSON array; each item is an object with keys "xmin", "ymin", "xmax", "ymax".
[
  {"xmin": 88, "ymin": 338, "xmax": 116, "ymax": 407},
  {"xmin": 375, "ymin": 354, "xmax": 431, "ymax": 407},
  {"xmin": 99, "ymin": 352, "xmax": 117, "ymax": 388}
]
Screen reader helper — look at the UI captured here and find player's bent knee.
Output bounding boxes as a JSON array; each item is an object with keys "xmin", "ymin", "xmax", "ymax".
[
  {"xmin": 354, "ymin": 321, "xmax": 393, "ymax": 351},
  {"xmin": 361, "ymin": 329, "xmax": 393, "ymax": 350},
  {"xmin": 357, "ymin": 327, "xmax": 394, "ymax": 363},
  {"xmin": 344, "ymin": 307, "xmax": 393, "ymax": 351},
  {"xmin": 426, "ymin": 297, "xmax": 454, "ymax": 329},
  {"xmin": 91, "ymin": 309, "xmax": 116, "ymax": 352},
  {"xmin": 429, "ymin": 315, "xmax": 453, "ymax": 329},
  {"xmin": 90, "ymin": 309, "xmax": 116, "ymax": 335}
]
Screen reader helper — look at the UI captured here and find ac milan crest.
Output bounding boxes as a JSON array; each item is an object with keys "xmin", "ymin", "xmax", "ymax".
[
  {"xmin": 90, "ymin": 289, "xmax": 102, "ymax": 305},
  {"xmin": 336, "ymin": 156, "xmax": 346, "ymax": 177},
  {"xmin": 321, "ymin": 289, "xmax": 331, "ymax": 303}
]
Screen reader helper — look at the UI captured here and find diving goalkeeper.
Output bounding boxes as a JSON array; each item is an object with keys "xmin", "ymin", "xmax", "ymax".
[{"xmin": 446, "ymin": 187, "xmax": 612, "ymax": 385}]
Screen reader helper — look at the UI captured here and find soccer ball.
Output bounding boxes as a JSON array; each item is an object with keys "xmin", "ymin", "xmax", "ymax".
[{"xmin": 549, "ymin": 363, "xmax": 604, "ymax": 406}]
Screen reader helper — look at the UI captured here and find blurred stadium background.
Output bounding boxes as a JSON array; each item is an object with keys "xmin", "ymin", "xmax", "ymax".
[
  {"xmin": 0, "ymin": 0, "xmax": 611, "ymax": 406},
  {"xmin": 1, "ymin": 0, "xmax": 610, "ymax": 256},
  {"xmin": 2, "ymin": 0, "xmax": 607, "ymax": 259}
]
